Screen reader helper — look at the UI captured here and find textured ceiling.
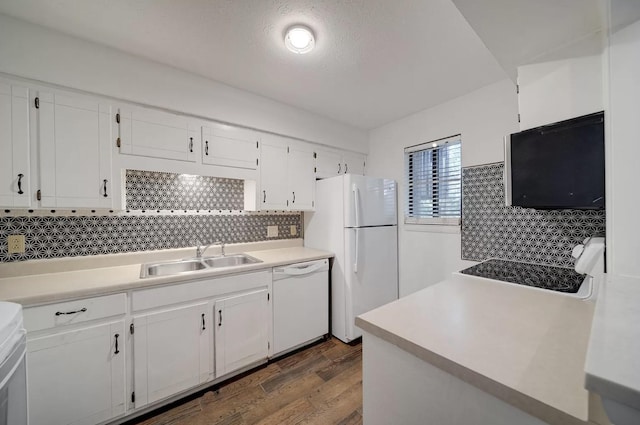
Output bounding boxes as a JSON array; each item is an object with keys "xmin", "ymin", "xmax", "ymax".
[
  {"xmin": 0, "ymin": 0, "xmax": 508, "ymax": 130},
  {"xmin": 451, "ymin": 0, "xmax": 607, "ymax": 81}
]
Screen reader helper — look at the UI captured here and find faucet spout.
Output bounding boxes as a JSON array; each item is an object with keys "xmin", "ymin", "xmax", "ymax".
[{"xmin": 196, "ymin": 240, "xmax": 225, "ymax": 258}]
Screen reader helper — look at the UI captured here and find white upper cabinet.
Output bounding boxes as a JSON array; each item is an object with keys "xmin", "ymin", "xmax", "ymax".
[
  {"xmin": 315, "ymin": 148, "xmax": 343, "ymax": 178},
  {"xmin": 202, "ymin": 123, "xmax": 260, "ymax": 169},
  {"xmin": 517, "ymin": 55, "xmax": 604, "ymax": 131},
  {"xmin": 315, "ymin": 148, "xmax": 366, "ymax": 178},
  {"xmin": 0, "ymin": 81, "xmax": 31, "ymax": 207},
  {"xmin": 260, "ymin": 136, "xmax": 290, "ymax": 210},
  {"xmin": 117, "ymin": 105, "xmax": 198, "ymax": 162},
  {"xmin": 36, "ymin": 90, "xmax": 114, "ymax": 209},
  {"xmin": 342, "ymin": 151, "xmax": 366, "ymax": 175},
  {"xmin": 288, "ymin": 143, "xmax": 315, "ymax": 210},
  {"xmin": 260, "ymin": 134, "xmax": 316, "ymax": 211}
]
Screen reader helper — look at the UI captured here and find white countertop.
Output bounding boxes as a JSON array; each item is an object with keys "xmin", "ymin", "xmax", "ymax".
[
  {"xmin": 356, "ymin": 274, "xmax": 595, "ymax": 425},
  {"xmin": 585, "ymin": 274, "xmax": 640, "ymax": 411},
  {"xmin": 0, "ymin": 239, "xmax": 333, "ymax": 306}
]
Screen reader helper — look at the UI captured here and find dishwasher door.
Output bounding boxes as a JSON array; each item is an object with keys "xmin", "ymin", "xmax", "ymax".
[{"xmin": 272, "ymin": 259, "xmax": 329, "ymax": 356}]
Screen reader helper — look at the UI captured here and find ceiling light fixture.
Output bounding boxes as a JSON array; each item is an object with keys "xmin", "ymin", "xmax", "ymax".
[{"xmin": 284, "ymin": 25, "xmax": 315, "ymax": 54}]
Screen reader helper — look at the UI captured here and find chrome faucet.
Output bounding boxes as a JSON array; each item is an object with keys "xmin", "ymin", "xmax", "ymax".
[{"xmin": 196, "ymin": 240, "xmax": 225, "ymax": 258}]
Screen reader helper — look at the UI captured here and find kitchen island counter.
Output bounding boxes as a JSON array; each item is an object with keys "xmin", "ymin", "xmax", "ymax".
[{"xmin": 356, "ymin": 274, "xmax": 597, "ymax": 425}]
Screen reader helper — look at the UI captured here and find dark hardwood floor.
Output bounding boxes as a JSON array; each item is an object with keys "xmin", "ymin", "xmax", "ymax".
[{"xmin": 133, "ymin": 337, "xmax": 363, "ymax": 425}]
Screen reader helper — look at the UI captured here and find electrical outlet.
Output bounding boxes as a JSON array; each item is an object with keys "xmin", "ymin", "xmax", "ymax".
[
  {"xmin": 267, "ymin": 226, "xmax": 279, "ymax": 238},
  {"xmin": 290, "ymin": 225, "xmax": 297, "ymax": 236},
  {"xmin": 8, "ymin": 235, "xmax": 25, "ymax": 254}
]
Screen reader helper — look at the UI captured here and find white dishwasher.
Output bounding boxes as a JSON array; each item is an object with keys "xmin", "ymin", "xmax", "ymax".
[{"xmin": 272, "ymin": 259, "xmax": 329, "ymax": 356}]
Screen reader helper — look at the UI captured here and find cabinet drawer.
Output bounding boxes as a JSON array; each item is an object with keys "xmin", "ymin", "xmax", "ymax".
[
  {"xmin": 24, "ymin": 293, "xmax": 127, "ymax": 333},
  {"xmin": 132, "ymin": 271, "xmax": 271, "ymax": 312}
]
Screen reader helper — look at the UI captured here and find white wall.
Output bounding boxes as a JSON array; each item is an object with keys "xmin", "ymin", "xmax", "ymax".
[
  {"xmin": 367, "ymin": 79, "xmax": 520, "ymax": 296},
  {"xmin": 0, "ymin": 14, "xmax": 367, "ymax": 153},
  {"xmin": 606, "ymin": 17, "xmax": 640, "ymax": 279}
]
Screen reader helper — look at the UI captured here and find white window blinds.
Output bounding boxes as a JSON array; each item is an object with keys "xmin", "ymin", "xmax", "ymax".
[{"xmin": 404, "ymin": 135, "xmax": 461, "ymax": 225}]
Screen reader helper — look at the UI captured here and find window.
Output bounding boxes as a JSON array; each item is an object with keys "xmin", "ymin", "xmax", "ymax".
[{"xmin": 404, "ymin": 135, "xmax": 461, "ymax": 225}]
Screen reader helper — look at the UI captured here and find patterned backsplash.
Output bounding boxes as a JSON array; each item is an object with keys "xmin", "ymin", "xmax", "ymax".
[
  {"xmin": 0, "ymin": 171, "xmax": 301, "ymax": 262},
  {"xmin": 126, "ymin": 170, "xmax": 245, "ymax": 211},
  {"xmin": 461, "ymin": 163, "xmax": 605, "ymax": 268}
]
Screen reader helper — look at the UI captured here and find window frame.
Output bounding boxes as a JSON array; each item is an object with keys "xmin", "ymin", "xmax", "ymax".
[{"xmin": 404, "ymin": 134, "xmax": 462, "ymax": 226}]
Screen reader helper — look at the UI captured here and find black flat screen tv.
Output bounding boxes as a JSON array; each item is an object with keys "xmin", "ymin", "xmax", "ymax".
[{"xmin": 506, "ymin": 111, "xmax": 605, "ymax": 210}]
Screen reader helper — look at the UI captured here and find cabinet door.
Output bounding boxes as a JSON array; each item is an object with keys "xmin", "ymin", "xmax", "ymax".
[
  {"xmin": 27, "ymin": 320, "xmax": 125, "ymax": 425},
  {"xmin": 0, "ymin": 82, "xmax": 31, "ymax": 207},
  {"xmin": 288, "ymin": 144, "xmax": 315, "ymax": 211},
  {"xmin": 118, "ymin": 106, "xmax": 197, "ymax": 162},
  {"xmin": 343, "ymin": 152, "xmax": 366, "ymax": 175},
  {"xmin": 37, "ymin": 91, "xmax": 113, "ymax": 208},
  {"xmin": 214, "ymin": 289, "xmax": 269, "ymax": 377},
  {"xmin": 133, "ymin": 302, "xmax": 209, "ymax": 408},
  {"xmin": 260, "ymin": 137, "xmax": 289, "ymax": 210},
  {"xmin": 202, "ymin": 124, "xmax": 259, "ymax": 169},
  {"xmin": 315, "ymin": 149, "xmax": 342, "ymax": 178}
]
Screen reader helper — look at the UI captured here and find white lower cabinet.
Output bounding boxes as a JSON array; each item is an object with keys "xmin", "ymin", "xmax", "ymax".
[
  {"xmin": 132, "ymin": 302, "xmax": 210, "ymax": 408},
  {"xmin": 214, "ymin": 289, "xmax": 270, "ymax": 377},
  {"xmin": 22, "ymin": 265, "xmax": 329, "ymax": 425},
  {"xmin": 27, "ymin": 320, "xmax": 126, "ymax": 425}
]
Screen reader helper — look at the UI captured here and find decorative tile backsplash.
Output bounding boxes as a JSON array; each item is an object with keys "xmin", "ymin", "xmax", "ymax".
[
  {"xmin": 461, "ymin": 163, "xmax": 605, "ymax": 268},
  {"xmin": 0, "ymin": 170, "xmax": 301, "ymax": 262},
  {"xmin": 126, "ymin": 170, "xmax": 245, "ymax": 211},
  {"xmin": 0, "ymin": 214, "xmax": 300, "ymax": 262}
]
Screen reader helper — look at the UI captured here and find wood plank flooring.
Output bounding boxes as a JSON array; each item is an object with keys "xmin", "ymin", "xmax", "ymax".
[{"xmin": 131, "ymin": 338, "xmax": 363, "ymax": 425}]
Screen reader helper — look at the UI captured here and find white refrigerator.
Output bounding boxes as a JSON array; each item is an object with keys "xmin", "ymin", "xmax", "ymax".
[{"xmin": 304, "ymin": 174, "xmax": 399, "ymax": 343}]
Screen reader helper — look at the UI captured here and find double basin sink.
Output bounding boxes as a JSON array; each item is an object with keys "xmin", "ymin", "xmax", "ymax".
[{"xmin": 140, "ymin": 254, "xmax": 262, "ymax": 278}]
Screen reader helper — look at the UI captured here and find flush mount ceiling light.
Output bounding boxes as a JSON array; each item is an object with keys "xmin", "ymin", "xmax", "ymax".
[{"xmin": 284, "ymin": 25, "xmax": 315, "ymax": 54}]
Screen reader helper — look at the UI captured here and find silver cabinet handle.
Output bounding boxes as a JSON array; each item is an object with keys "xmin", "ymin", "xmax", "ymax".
[
  {"xmin": 345, "ymin": 163, "xmax": 348, "ymax": 173},
  {"xmin": 218, "ymin": 310, "xmax": 222, "ymax": 327},
  {"xmin": 205, "ymin": 140, "xmax": 209, "ymax": 156},
  {"xmin": 338, "ymin": 163, "xmax": 341, "ymax": 174},
  {"xmin": 263, "ymin": 190, "xmax": 266, "ymax": 203},
  {"xmin": 292, "ymin": 192, "xmax": 296, "ymax": 203},
  {"xmin": 189, "ymin": 137, "xmax": 193, "ymax": 153},
  {"xmin": 103, "ymin": 179, "xmax": 108, "ymax": 197}
]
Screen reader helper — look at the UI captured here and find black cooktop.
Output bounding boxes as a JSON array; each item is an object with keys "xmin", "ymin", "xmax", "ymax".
[{"xmin": 460, "ymin": 259, "xmax": 586, "ymax": 294}]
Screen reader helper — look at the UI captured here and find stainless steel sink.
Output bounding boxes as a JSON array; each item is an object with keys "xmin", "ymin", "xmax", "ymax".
[
  {"xmin": 142, "ymin": 259, "xmax": 207, "ymax": 278},
  {"xmin": 140, "ymin": 254, "xmax": 262, "ymax": 278},
  {"xmin": 202, "ymin": 254, "xmax": 261, "ymax": 268}
]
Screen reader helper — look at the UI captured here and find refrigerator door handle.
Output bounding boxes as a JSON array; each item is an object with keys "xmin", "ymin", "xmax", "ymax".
[
  {"xmin": 353, "ymin": 228, "xmax": 359, "ymax": 274},
  {"xmin": 352, "ymin": 184, "xmax": 361, "ymax": 228}
]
